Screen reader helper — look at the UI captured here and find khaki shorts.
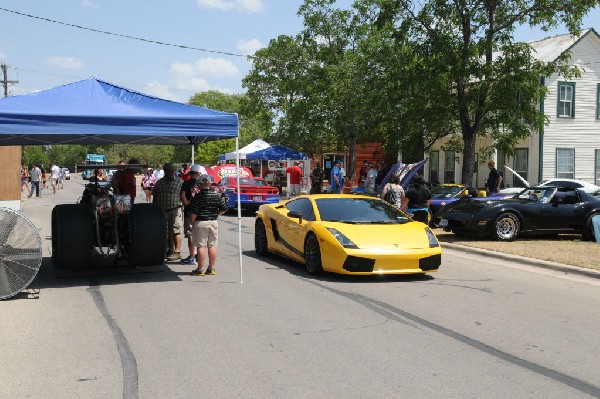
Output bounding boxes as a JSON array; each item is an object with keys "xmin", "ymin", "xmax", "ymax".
[
  {"xmin": 192, "ymin": 220, "xmax": 219, "ymax": 248},
  {"xmin": 183, "ymin": 214, "xmax": 193, "ymax": 238},
  {"xmin": 165, "ymin": 207, "xmax": 183, "ymax": 235}
]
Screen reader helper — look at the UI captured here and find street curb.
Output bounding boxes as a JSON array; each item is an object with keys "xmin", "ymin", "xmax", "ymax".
[{"xmin": 441, "ymin": 241, "xmax": 600, "ymax": 280}]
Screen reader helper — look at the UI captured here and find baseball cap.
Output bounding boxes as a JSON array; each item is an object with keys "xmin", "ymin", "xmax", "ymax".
[
  {"xmin": 190, "ymin": 164, "xmax": 201, "ymax": 173},
  {"xmin": 198, "ymin": 174, "xmax": 211, "ymax": 184},
  {"xmin": 335, "ymin": 159, "xmax": 342, "ymax": 164}
]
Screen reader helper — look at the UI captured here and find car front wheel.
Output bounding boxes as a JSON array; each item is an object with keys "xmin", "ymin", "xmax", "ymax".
[
  {"xmin": 304, "ymin": 234, "xmax": 323, "ymax": 275},
  {"xmin": 492, "ymin": 212, "xmax": 520, "ymax": 241},
  {"xmin": 254, "ymin": 219, "xmax": 269, "ymax": 256}
]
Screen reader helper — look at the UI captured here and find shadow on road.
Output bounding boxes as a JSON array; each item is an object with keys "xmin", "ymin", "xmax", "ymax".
[{"xmin": 242, "ymin": 250, "xmax": 435, "ymax": 284}]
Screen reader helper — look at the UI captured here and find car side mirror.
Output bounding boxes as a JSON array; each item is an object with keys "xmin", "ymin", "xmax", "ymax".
[{"xmin": 287, "ymin": 210, "xmax": 303, "ymax": 223}]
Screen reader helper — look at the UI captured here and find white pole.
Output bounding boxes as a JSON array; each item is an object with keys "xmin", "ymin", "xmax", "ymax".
[{"xmin": 235, "ymin": 136, "xmax": 243, "ymax": 283}]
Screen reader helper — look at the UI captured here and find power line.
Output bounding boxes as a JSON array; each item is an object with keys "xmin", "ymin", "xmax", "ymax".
[{"xmin": 0, "ymin": 7, "xmax": 256, "ymax": 60}]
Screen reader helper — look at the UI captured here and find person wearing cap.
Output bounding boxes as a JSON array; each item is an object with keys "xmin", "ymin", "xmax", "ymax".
[
  {"xmin": 330, "ymin": 160, "xmax": 344, "ymax": 194},
  {"xmin": 187, "ymin": 174, "xmax": 228, "ymax": 276},
  {"xmin": 153, "ymin": 163, "xmax": 184, "ymax": 261},
  {"xmin": 179, "ymin": 164, "xmax": 202, "ymax": 265},
  {"xmin": 364, "ymin": 162, "xmax": 377, "ymax": 193},
  {"xmin": 141, "ymin": 167, "xmax": 156, "ymax": 203},
  {"xmin": 285, "ymin": 161, "xmax": 303, "ymax": 198}
]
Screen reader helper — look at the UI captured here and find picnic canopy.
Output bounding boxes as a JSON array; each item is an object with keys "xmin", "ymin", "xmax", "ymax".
[
  {"xmin": 218, "ymin": 138, "xmax": 270, "ymax": 161},
  {"xmin": 0, "ymin": 77, "xmax": 239, "ymax": 145},
  {"xmin": 244, "ymin": 145, "xmax": 307, "ymax": 161}
]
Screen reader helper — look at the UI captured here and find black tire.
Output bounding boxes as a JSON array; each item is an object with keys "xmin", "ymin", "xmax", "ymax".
[
  {"xmin": 254, "ymin": 219, "xmax": 269, "ymax": 256},
  {"xmin": 127, "ymin": 203, "xmax": 167, "ymax": 266},
  {"xmin": 304, "ymin": 234, "xmax": 323, "ymax": 275},
  {"xmin": 491, "ymin": 212, "xmax": 520, "ymax": 241},
  {"xmin": 582, "ymin": 214, "xmax": 599, "ymax": 241},
  {"xmin": 52, "ymin": 204, "xmax": 94, "ymax": 270}
]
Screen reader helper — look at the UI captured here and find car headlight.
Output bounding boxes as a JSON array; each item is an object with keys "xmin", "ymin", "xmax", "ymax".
[
  {"xmin": 425, "ymin": 227, "xmax": 439, "ymax": 248},
  {"xmin": 325, "ymin": 228, "xmax": 358, "ymax": 248}
]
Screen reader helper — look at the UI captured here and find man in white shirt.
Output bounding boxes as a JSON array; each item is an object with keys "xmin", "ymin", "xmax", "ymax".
[
  {"xmin": 365, "ymin": 163, "xmax": 378, "ymax": 193},
  {"xmin": 50, "ymin": 162, "xmax": 61, "ymax": 194},
  {"xmin": 153, "ymin": 164, "xmax": 165, "ymax": 181}
]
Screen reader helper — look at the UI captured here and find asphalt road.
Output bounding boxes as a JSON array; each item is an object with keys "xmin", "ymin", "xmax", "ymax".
[{"xmin": 2, "ymin": 177, "xmax": 600, "ymax": 398}]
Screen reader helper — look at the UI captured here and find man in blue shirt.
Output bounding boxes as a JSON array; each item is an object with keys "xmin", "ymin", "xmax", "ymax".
[
  {"xmin": 330, "ymin": 160, "xmax": 344, "ymax": 194},
  {"xmin": 486, "ymin": 160, "xmax": 503, "ymax": 194}
]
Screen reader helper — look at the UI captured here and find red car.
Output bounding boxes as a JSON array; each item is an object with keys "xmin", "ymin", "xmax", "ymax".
[{"xmin": 216, "ymin": 176, "xmax": 280, "ymax": 212}]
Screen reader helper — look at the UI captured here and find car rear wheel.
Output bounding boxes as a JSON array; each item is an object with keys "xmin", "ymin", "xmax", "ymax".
[
  {"xmin": 254, "ymin": 219, "xmax": 269, "ymax": 256},
  {"xmin": 128, "ymin": 203, "xmax": 167, "ymax": 266},
  {"xmin": 492, "ymin": 212, "xmax": 520, "ymax": 241},
  {"xmin": 52, "ymin": 204, "xmax": 94, "ymax": 270},
  {"xmin": 304, "ymin": 234, "xmax": 323, "ymax": 275}
]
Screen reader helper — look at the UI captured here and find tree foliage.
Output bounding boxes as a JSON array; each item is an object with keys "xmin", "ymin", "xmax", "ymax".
[{"xmin": 372, "ymin": 0, "xmax": 595, "ymax": 183}]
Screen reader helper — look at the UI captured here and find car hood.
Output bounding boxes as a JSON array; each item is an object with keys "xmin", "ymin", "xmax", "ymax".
[{"xmin": 321, "ymin": 221, "xmax": 435, "ymax": 250}]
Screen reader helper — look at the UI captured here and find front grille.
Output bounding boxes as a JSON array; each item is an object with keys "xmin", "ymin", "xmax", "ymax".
[
  {"xmin": 343, "ymin": 256, "xmax": 375, "ymax": 273},
  {"xmin": 419, "ymin": 254, "xmax": 441, "ymax": 271}
]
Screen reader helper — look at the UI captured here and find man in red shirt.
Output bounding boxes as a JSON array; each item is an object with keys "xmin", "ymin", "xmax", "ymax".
[
  {"xmin": 112, "ymin": 159, "xmax": 139, "ymax": 205},
  {"xmin": 285, "ymin": 161, "xmax": 303, "ymax": 198}
]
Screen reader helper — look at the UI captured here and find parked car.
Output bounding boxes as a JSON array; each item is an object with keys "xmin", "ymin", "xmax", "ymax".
[
  {"xmin": 438, "ymin": 186, "xmax": 600, "ymax": 241},
  {"xmin": 254, "ymin": 194, "xmax": 442, "ymax": 275},
  {"xmin": 429, "ymin": 184, "xmax": 509, "ymax": 227},
  {"xmin": 537, "ymin": 178, "xmax": 600, "ymax": 193},
  {"xmin": 217, "ymin": 176, "xmax": 279, "ymax": 212}
]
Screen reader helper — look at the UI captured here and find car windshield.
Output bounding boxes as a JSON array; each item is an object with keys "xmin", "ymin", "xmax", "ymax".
[
  {"xmin": 238, "ymin": 178, "xmax": 266, "ymax": 186},
  {"xmin": 430, "ymin": 185, "xmax": 463, "ymax": 199},
  {"xmin": 516, "ymin": 187, "xmax": 557, "ymax": 203},
  {"xmin": 315, "ymin": 197, "xmax": 410, "ymax": 224}
]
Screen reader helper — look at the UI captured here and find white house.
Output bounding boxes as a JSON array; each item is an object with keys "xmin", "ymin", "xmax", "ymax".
[{"xmin": 425, "ymin": 28, "xmax": 600, "ymax": 189}]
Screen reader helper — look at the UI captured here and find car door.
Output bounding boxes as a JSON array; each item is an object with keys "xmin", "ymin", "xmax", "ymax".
[
  {"xmin": 540, "ymin": 190, "xmax": 581, "ymax": 232},
  {"xmin": 278, "ymin": 198, "xmax": 314, "ymax": 259}
]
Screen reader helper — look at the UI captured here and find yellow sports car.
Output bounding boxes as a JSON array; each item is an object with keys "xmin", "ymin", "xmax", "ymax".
[{"xmin": 254, "ymin": 194, "xmax": 442, "ymax": 275}]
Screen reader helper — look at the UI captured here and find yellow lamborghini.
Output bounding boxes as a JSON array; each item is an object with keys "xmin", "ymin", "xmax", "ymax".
[{"xmin": 254, "ymin": 194, "xmax": 442, "ymax": 275}]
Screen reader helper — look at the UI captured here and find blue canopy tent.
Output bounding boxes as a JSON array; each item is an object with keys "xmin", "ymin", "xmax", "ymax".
[
  {"xmin": 0, "ymin": 77, "xmax": 238, "ymax": 145},
  {"xmin": 0, "ymin": 77, "xmax": 248, "ymax": 282},
  {"xmin": 244, "ymin": 145, "xmax": 307, "ymax": 160}
]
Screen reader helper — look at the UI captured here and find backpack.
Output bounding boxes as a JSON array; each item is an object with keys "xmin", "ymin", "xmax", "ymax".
[{"xmin": 383, "ymin": 184, "xmax": 396, "ymax": 205}]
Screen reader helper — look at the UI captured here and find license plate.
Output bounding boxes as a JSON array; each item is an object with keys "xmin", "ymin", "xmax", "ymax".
[
  {"xmin": 252, "ymin": 195, "xmax": 263, "ymax": 201},
  {"xmin": 439, "ymin": 218, "xmax": 448, "ymax": 227}
]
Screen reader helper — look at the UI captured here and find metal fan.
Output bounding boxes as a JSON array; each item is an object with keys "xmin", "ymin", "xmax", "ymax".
[{"xmin": 0, "ymin": 207, "xmax": 42, "ymax": 300}]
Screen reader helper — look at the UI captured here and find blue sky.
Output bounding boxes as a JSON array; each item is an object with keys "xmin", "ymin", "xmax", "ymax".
[{"xmin": 0, "ymin": 0, "xmax": 598, "ymax": 103}]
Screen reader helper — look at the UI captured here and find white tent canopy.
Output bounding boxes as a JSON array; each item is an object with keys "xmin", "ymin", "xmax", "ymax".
[{"xmin": 219, "ymin": 138, "xmax": 270, "ymax": 161}]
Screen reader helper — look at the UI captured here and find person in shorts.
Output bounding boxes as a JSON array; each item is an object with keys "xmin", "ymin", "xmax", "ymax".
[
  {"xmin": 180, "ymin": 165, "xmax": 202, "ymax": 265},
  {"xmin": 152, "ymin": 163, "xmax": 183, "ymax": 261},
  {"xmin": 50, "ymin": 162, "xmax": 61, "ymax": 194},
  {"xmin": 188, "ymin": 174, "xmax": 227, "ymax": 276}
]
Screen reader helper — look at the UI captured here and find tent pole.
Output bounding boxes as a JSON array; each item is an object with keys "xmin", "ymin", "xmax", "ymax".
[
  {"xmin": 236, "ymin": 136, "xmax": 243, "ymax": 284},
  {"xmin": 191, "ymin": 144, "xmax": 195, "ymax": 164}
]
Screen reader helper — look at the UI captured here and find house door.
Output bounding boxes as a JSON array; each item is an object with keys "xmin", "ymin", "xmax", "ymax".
[{"xmin": 323, "ymin": 153, "xmax": 346, "ymax": 184}]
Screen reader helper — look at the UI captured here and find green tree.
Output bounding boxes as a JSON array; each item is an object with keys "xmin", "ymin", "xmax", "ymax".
[
  {"xmin": 188, "ymin": 91, "xmax": 271, "ymax": 165},
  {"xmin": 373, "ymin": 0, "xmax": 595, "ymax": 183},
  {"xmin": 22, "ymin": 146, "xmax": 50, "ymax": 168}
]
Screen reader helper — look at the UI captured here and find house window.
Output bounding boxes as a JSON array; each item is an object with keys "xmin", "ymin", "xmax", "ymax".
[
  {"xmin": 444, "ymin": 151, "xmax": 455, "ymax": 183},
  {"xmin": 513, "ymin": 148, "xmax": 528, "ymax": 188},
  {"xmin": 596, "ymin": 150, "xmax": 600, "ymax": 186},
  {"xmin": 429, "ymin": 151, "xmax": 439, "ymax": 184},
  {"xmin": 557, "ymin": 82, "xmax": 575, "ymax": 118},
  {"xmin": 556, "ymin": 148, "xmax": 575, "ymax": 179}
]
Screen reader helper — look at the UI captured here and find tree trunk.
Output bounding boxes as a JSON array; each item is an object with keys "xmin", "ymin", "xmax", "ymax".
[
  {"xmin": 347, "ymin": 132, "xmax": 357, "ymax": 188},
  {"xmin": 461, "ymin": 129, "xmax": 477, "ymax": 185}
]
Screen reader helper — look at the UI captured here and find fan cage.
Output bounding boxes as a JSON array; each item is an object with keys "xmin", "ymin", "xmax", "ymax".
[{"xmin": 0, "ymin": 207, "xmax": 42, "ymax": 300}]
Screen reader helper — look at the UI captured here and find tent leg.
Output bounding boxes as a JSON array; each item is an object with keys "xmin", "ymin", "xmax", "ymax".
[{"xmin": 236, "ymin": 137, "xmax": 243, "ymax": 284}]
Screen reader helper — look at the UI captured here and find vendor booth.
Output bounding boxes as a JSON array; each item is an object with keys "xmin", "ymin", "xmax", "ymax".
[{"xmin": 244, "ymin": 145, "xmax": 308, "ymax": 194}]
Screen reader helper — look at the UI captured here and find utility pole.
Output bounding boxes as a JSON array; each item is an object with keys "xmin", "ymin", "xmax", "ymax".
[{"xmin": 1, "ymin": 63, "xmax": 19, "ymax": 97}]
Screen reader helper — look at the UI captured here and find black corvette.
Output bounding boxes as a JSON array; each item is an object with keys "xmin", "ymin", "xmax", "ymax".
[{"xmin": 438, "ymin": 186, "xmax": 600, "ymax": 241}]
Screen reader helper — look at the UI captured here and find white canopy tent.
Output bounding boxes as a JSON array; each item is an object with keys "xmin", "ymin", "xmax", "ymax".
[{"xmin": 219, "ymin": 138, "xmax": 270, "ymax": 161}]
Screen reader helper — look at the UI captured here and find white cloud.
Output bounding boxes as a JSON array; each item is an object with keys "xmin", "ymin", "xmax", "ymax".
[
  {"xmin": 171, "ymin": 58, "xmax": 240, "ymax": 78},
  {"xmin": 47, "ymin": 56, "xmax": 84, "ymax": 69},
  {"xmin": 81, "ymin": 0, "xmax": 98, "ymax": 8},
  {"xmin": 236, "ymin": 38, "xmax": 264, "ymax": 55},
  {"xmin": 197, "ymin": 0, "xmax": 263, "ymax": 12},
  {"xmin": 0, "ymin": 51, "xmax": 6, "ymax": 60},
  {"xmin": 143, "ymin": 81, "xmax": 180, "ymax": 102}
]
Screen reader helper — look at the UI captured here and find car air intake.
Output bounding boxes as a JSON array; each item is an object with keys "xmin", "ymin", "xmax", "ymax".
[
  {"xmin": 342, "ymin": 256, "xmax": 375, "ymax": 273},
  {"xmin": 419, "ymin": 254, "xmax": 441, "ymax": 271}
]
